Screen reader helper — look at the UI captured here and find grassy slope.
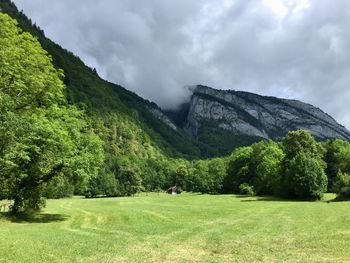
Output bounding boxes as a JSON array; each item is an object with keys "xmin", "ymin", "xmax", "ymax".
[{"xmin": 1, "ymin": 194, "xmax": 350, "ymax": 263}]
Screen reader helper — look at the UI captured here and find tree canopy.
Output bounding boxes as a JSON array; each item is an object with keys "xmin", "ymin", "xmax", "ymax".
[{"xmin": 0, "ymin": 13, "xmax": 103, "ymax": 213}]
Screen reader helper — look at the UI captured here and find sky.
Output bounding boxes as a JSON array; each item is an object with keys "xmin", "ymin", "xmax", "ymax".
[{"xmin": 12, "ymin": 0, "xmax": 350, "ymax": 129}]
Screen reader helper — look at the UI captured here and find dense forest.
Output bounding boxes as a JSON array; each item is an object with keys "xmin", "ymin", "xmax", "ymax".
[{"xmin": 1, "ymin": 4, "xmax": 350, "ymax": 215}]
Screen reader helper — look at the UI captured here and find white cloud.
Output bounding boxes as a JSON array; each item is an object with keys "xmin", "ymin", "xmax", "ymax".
[
  {"xmin": 12, "ymin": 0, "xmax": 350, "ymax": 129},
  {"xmin": 262, "ymin": 0, "xmax": 288, "ymax": 18}
]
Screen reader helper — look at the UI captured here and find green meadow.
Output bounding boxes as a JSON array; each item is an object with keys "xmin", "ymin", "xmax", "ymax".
[{"xmin": 1, "ymin": 193, "xmax": 350, "ymax": 263}]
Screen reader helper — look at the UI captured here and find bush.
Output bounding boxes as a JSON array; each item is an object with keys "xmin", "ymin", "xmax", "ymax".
[
  {"xmin": 338, "ymin": 187, "xmax": 350, "ymax": 200},
  {"xmin": 239, "ymin": 183, "xmax": 256, "ymax": 196},
  {"xmin": 332, "ymin": 171, "xmax": 350, "ymax": 200},
  {"xmin": 43, "ymin": 176, "xmax": 74, "ymax": 199}
]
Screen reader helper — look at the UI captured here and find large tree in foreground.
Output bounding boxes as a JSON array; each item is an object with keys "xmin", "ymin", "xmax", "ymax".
[{"xmin": 0, "ymin": 13, "xmax": 104, "ymax": 213}]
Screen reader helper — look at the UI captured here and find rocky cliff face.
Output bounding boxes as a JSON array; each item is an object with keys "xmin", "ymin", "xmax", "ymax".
[
  {"xmin": 146, "ymin": 106, "xmax": 178, "ymax": 131},
  {"xmin": 170, "ymin": 85, "xmax": 350, "ymax": 141}
]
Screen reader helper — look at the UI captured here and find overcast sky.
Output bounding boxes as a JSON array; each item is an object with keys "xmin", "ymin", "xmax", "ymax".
[{"xmin": 13, "ymin": 0, "xmax": 350, "ymax": 128}]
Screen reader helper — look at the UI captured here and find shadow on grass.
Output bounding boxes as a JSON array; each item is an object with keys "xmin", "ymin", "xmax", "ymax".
[
  {"xmin": 234, "ymin": 195, "xmax": 256, "ymax": 198},
  {"xmin": 239, "ymin": 196, "xmax": 285, "ymax": 202},
  {"xmin": 327, "ymin": 197, "xmax": 350, "ymax": 203},
  {"xmin": 0, "ymin": 212, "xmax": 69, "ymax": 223},
  {"xmin": 238, "ymin": 196, "xmax": 319, "ymax": 202},
  {"xmin": 239, "ymin": 195, "xmax": 344, "ymax": 203}
]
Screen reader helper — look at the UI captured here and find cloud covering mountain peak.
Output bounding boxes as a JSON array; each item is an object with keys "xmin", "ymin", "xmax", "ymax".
[{"xmin": 13, "ymin": 0, "xmax": 350, "ymax": 128}]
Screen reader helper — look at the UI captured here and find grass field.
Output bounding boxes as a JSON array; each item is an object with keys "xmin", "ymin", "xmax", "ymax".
[{"xmin": 1, "ymin": 193, "xmax": 350, "ymax": 263}]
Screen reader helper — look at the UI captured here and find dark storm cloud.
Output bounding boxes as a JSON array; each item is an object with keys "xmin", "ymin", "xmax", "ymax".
[{"xmin": 12, "ymin": 0, "xmax": 350, "ymax": 128}]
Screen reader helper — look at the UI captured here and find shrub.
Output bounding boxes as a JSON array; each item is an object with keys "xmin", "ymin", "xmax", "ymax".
[
  {"xmin": 332, "ymin": 171, "xmax": 350, "ymax": 200},
  {"xmin": 338, "ymin": 187, "xmax": 350, "ymax": 200},
  {"xmin": 239, "ymin": 183, "xmax": 256, "ymax": 196}
]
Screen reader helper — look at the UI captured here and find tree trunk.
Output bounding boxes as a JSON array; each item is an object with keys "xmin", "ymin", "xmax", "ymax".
[{"xmin": 11, "ymin": 195, "xmax": 23, "ymax": 214}]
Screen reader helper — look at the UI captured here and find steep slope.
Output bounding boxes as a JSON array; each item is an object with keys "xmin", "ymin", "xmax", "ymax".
[
  {"xmin": 167, "ymin": 85, "xmax": 350, "ymax": 149},
  {"xmin": 0, "ymin": 0, "xmax": 200, "ymax": 159}
]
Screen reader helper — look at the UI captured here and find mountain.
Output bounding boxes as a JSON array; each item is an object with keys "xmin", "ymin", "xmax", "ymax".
[{"xmin": 163, "ymin": 85, "xmax": 350, "ymax": 155}]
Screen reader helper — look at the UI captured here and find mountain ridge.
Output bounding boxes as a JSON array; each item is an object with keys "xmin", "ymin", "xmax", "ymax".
[{"xmin": 160, "ymin": 85, "xmax": 350, "ymax": 153}]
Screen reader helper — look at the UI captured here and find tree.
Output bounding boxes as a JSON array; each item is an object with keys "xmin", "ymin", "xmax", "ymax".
[
  {"xmin": 282, "ymin": 130, "xmax": 325, "ymax": 161},
  {"xmin": 224, "ymin": 146, "xmax": 253, "ymax": 193},
  {"xmin": 173, "ymin": 162, "xmax": 190, "ymax": 191},
  {"xmin": 281, "ymin": 130, "xmax": 327, "ymax": 200},
  {"xmin": 207, "ymin": 158, "xmax": 227, "ymax": 194},
  {"xmin": 190, "ymin": 160, "xmax": 209, "ymax": 193},
  {"xmin": 253, "ymin": 142, "xmax": 284, "ymax": 195},
  {"xmin": 0, "ymin": 13, "xmax": 64, "ymax": 112},
  {"xmin": 0, "ymin": 106, "xmax": 104, "ymax": 213},
  {"xmin": 0, "ymin": 14, "xmax": 104, "ymax": 213},
  {"xmin": 323, "ymin": 139, "xmax": 350, "ymax": 191},
  {"xmin": 332, "ymin": 171, "xmax": 350, "ymax": 199},
  {"xmin": 116, "ymin": 158, "xmax": 143, "ymax": 196},
  {"xmin": 284, "ymin": 152, "xmax": 327, "ymax": 200}
]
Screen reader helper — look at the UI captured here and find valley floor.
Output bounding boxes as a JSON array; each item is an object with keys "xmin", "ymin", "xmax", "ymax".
[{"xmin": 1, "ymin": 193, "xmax": 350, "ymax": 263}]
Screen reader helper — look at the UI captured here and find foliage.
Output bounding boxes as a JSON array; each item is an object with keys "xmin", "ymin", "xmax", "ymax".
[
  {"xmin": 191, "ymin": 158, "xmax": 228, "ymax": 194},
  {"xmin": 281, "ymin": 130, "xmax": 325, "ymax": 161},
  {"xmin": 283, "ymin": 152, "xmax": 327, "ymax": 200},
  {"xmin": 43, "ymin": 175, "xmax": 74, "ymax": 199},
  {"xmin": 251, "ymin": 141, "xmax": 284, "ymax": 195},
  {"xmin": 323, "ymin": 139, "xmax": 350, "ymax": 191},
  {"xmin": 222, "ymin": 131, "xmax": 333, "ymax": 200},
  {"xmin": 0, "ymin": 12, "xmax": 64, "ymax": 112},
  {"xmin": 239, "ymin": 183, "xmax": 256, "ymax": 196},
  {"xmin": 197, "ymin": 122, "xmax": 262, "ymax": 158},
  {"xmin": 224, "ymin": 147, "xmax": 253, "ymax": 193},
  {"xmin": 173, "ymin": 163, "xmax": 191, "ymax": 191},
  {"xmin": 332, "ymin": 171, "xmax": 350, "ymax": 200},
  {"xmin": 116, "ymin": 158, "xmax": 144, "ymax": 196},
  {"xmin": 0, "ymin": 13, "xmax": 103, "ymax": 213},
  {"xmin": 281, "ymin": 130, "xmax": 327, "ymax": 200}
]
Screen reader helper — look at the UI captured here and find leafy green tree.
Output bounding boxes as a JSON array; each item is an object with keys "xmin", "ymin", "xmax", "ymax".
[
  {"xmin": 282, "ymin": 130, "xmax": 325, "ymax": 161},
  {"xmin": 332, "ymin": 171, "xmax": 350, "ymax": 199},
  {"xmin": 252, "ymin": 141, "xmax": 284, "ymax": 195},
  {"xmin": 224, "ymin": 146, "xmax": 253, "ymax": 193},
  {"xmin": 0, "ymin": 106, "xmax": 104, "ymax": 213},
  {"xmin": 332, "ymin": 171, "xmax": 350, "ymax": 193},
  {"xmin": 172, "ymin": 161, "xmax": 191, "ymax": 191},
  {"xmin": 284, "ymin": 152, "xmax": 327, "ymax": 200},
  {"xmin": 190, "ymin": 160, "xmax": 209, "ymax": 192},
  {"xmin": 0, "ymin": 13, "xmax": 64, "ymax": 112},
  {"xmin": 117, "ymin": 158, "xmax": 143, "ymax": 196},
  {"xmin": 43, "ymin": 175, "xmax": 74, "ymax": 199},
  {"xmin": 281, "ymin": 130, "xmax": 327, "ymax": 200},
  {"xmin": 190, "ymin": 158, "xmax": 228, "ymax": 194},
  {"xmin": 207, "ymin": 158, "xmax": 227, "ymax": 194},
  {"xmin": 323, "ymin": 139, "xmax": 350, "ymax": 191},
  {"xmin": 0, "ymin": 13, "xmax": 104, "ymax": 213}
]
